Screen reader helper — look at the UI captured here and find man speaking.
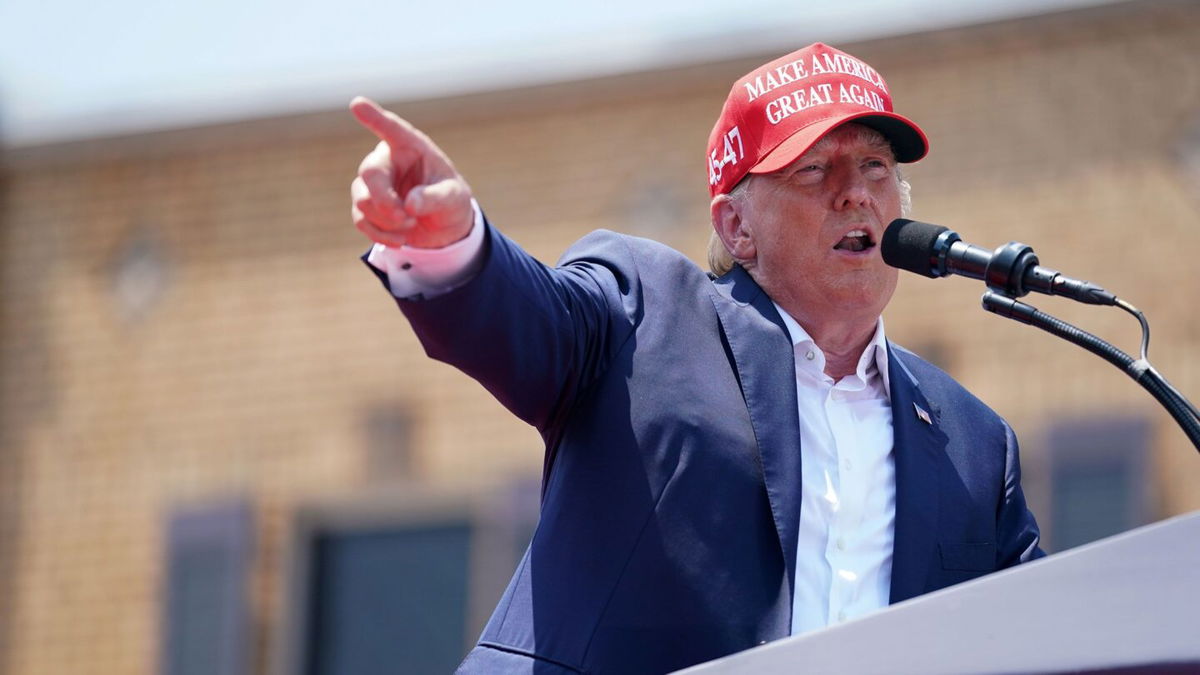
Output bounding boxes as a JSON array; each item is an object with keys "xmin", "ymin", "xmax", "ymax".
[{"xmin": 349, "ymin": 42, "xmax": 1044, "ymax": 674}]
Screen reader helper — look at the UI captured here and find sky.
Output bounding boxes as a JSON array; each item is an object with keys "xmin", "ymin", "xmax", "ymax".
[{"xmin": 0, "ymin": 0, "xmax": 1122, "ymax": 147}]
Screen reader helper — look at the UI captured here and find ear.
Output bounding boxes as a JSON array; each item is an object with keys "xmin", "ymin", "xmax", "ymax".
[{"xmin": 710, "ymin": 191, "xmax": 756, "ymax": 263}]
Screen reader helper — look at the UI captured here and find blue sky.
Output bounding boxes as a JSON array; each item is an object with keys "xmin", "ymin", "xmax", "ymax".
[{"xmin": 0, "ymin": 0, "xmax": 1118, "ymax": 146}]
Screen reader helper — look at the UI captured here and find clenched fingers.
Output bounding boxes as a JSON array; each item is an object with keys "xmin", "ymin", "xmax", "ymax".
[
  {"xmin": 351, "ymin": 176, "xmax": 407, "ymax": 226},
  {"xmin": 356, "ymin": 141, "xmax": 406, "ymax": 217},
  {"xmin": 351, "ymin": 177, "xmax": 419, "ymax": 247},
  {"xmin": 353, "ymin": 209, "xmax": 414, "ymax": 247}
]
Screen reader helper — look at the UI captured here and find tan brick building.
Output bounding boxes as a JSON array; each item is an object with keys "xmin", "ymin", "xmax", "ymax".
[{"xmin": 2, "ymin": 1, "xmax": 1198, "ymax": 672}]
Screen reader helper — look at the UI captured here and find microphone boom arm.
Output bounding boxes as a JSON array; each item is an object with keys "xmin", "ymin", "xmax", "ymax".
[{"xmin": 981, "ymin": 292, "xmax": 1200, "ymax": 454}]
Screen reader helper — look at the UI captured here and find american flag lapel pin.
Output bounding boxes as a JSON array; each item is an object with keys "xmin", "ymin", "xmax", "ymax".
[{"xmin": 913, "ymin": 402, "xmax": 933, "ymax": 425}]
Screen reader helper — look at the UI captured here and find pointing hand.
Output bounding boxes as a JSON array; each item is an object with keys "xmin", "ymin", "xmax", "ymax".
[{"xmin": 349, "ymin": 96, "xmax": 474, "ymax": 249}]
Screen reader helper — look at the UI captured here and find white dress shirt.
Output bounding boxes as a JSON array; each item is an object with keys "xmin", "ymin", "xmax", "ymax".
[
  {"xmin": 773, "ymin": 306, "xmax": 896, "ymax": 636},
  {"xmin": 369, "ymin": 210, "xmax": 897, "ymax": 636},
  {"xmin": 365, "ymin": 200, "xmax": 486, "ymax": 297}
]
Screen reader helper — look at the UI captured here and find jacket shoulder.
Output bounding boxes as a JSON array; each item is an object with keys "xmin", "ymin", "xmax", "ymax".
[{"xmin": 559, "ymin": 229, "xmax": 708, "ymax": 279}]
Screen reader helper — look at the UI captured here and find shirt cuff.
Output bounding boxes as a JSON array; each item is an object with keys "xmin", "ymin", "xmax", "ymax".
[{"xmin": 365, "ymin": 199, "xmax": 486, "ymax": 298}]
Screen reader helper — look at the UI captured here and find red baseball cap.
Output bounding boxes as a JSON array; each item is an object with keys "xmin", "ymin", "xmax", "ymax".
[{"xmin": 707, "ymin": 42, "xmax": 928, "ymax": 198}]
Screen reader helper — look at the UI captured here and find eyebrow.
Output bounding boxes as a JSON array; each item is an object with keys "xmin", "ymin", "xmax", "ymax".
[{"xmin": 787, "ymin": 138, "xmax": 896, "ymax": 169}]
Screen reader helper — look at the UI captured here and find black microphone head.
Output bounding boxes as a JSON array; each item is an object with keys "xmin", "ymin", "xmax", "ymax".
[{"xmin": 881, "ymin": 218, "xmax": 949, "ymax": 278}]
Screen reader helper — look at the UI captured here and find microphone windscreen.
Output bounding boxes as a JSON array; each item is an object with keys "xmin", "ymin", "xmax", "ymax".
[{"xmin": 881, "ymin": 219, "xmax": 946, "ymax": 278}]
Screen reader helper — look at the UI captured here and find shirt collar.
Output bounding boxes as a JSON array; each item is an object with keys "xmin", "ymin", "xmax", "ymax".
[{"xmin": 771, "ymin": 302, "xmax": 891, "ymax": 400}]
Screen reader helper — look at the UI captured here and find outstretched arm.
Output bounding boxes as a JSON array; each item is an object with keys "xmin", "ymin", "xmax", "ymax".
[{"xmin": 348, "ymin": 98, "xmax": 640, "ymax": 434}]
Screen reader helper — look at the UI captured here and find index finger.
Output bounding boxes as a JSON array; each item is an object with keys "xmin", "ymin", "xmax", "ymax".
[{"xmin": 349, "ymin": 96, "xmax": 425, "ymax": 151}]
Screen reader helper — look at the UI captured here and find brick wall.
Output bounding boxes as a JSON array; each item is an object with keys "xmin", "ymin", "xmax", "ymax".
[{"xmin": 1, "ymin": 2, "xmax": 1197, "ymax": 672}]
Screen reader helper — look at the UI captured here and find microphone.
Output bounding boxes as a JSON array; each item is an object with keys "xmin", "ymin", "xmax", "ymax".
[{"xmin": 880, "ymin": 219, "xmax": 1117, "ymax": 306}]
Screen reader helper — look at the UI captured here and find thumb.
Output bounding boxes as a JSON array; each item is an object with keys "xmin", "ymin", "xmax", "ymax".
[{"xmin": 405, "ymin": 178, "xmax": 471, "ymax": 217}]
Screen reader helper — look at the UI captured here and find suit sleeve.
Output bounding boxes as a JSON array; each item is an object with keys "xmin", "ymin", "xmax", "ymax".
[
  {"xmin": 374, "ymin": 217, "xmax": 643, "ymax": 434},
  {"xmin": 997, "ymin": 421, "xmax": 1047, "ymax": 567}
]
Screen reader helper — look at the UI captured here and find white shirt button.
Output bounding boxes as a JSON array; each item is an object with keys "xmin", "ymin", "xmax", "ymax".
[{"xmin": 776, "ymin": 306, "xmax": 895, "ymax": 638}]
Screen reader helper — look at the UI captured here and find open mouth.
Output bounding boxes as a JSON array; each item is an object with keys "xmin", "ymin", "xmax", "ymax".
[{"xmin": 833, "ymin": 229, "xmax": 875, "ymax": 253}]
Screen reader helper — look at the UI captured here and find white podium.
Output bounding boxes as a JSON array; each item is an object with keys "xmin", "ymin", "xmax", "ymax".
[{"xmin": 676, "ymin": 512, "xmax": 1200, "ymax": 674}]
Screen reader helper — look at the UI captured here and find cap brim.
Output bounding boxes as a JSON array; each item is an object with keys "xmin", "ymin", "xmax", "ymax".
[{"xmin": 750, "ymin": 111, "xmax": 929, "ymax": 175}]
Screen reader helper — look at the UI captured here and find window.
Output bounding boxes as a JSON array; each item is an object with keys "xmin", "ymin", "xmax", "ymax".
[
  {"xmin": 305, "ymin": 521, "xmax": 472, "ymax": 674},
  {"xmin": 1043, "ymin": 414, "xmax": 1152, "ymax": 552},
  {"xmin": 162, "ymin": 500, "xmax": 253, "ymax": 675},
  {"xmin": 277, "ymin": 482, "xmax": 539, "ymax": 674}
]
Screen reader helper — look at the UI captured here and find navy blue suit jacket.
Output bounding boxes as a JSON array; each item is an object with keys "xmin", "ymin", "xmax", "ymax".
[{"xmin": 374, "ymin": 221, "xmax": 1043, "ymax": 674}]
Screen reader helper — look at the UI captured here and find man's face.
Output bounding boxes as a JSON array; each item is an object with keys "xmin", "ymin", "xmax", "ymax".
[{"xmin": 738, "ymin": 123, "xmax": 902, "ymax": 328}]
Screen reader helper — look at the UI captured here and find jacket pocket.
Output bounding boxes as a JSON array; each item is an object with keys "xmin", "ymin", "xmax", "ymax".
[
  {"xmin": 938, "ymin": 541, "xmax": 995, "ymax": 571},
  {"xmin": 458, "ymin": 643, "xmax": 584, "ymax": 674}
]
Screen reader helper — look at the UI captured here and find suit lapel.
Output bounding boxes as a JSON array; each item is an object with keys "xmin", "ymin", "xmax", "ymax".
[
  {"xmin": 886, "ymin": 344, "xmax": 946, "ymax": 604},
  {"xmin": 708, "ymin": 272, "xmax": 945, "ymax": 608},
  {"xmin": 708, "ymin": 267, "xmax": 803, "ymax": 597}
]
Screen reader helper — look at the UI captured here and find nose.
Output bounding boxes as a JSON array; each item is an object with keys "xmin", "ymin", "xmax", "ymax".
[{"xmin": 831, "ymin": 162, "xmax": 870, "ymax": 211}]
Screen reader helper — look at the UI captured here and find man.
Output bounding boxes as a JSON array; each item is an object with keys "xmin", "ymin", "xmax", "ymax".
[{"xmin": 350, "ymin": 43, "xmax": 1043, "ymax": 674}]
